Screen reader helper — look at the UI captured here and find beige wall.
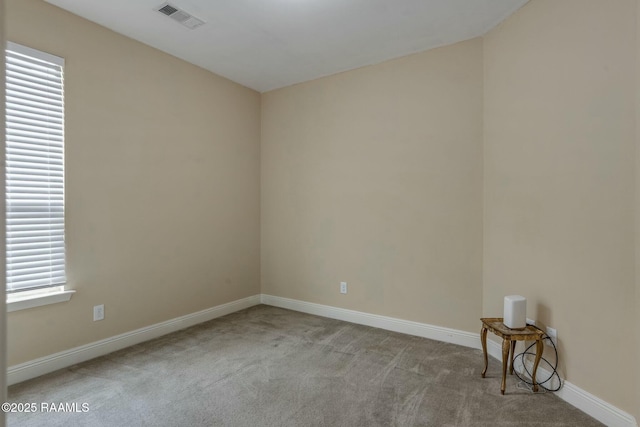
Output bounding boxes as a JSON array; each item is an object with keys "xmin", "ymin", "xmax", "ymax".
[
  {"xmin": 5, "ymin": 0, "xmax": 261, "ymax": 365},
  {"xmin": 261, "ymin": 38, "xmax": 484, "ymax": 332},
  {"xmin": 484, "ymin": 0, "xmax": 637, "ymax": 417}
]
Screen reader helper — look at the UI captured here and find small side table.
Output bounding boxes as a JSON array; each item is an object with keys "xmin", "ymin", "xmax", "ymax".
[{"xmin": 480, "ymin": 317, "xmax": 545, "ymax": 395}]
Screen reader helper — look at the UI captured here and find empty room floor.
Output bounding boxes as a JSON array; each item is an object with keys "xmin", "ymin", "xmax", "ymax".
[{"xmin": 8, "ymin": 305, "xmax": 602, "ymax": 426}]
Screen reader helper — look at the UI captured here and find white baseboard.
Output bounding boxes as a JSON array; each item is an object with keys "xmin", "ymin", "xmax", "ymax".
[
  {"xmin": 260, "ymin": 294, "xmax": 481, "ymax": 349},
  {"xmin": 557, "ymin": 380, "xmax": 637, "ymax": 427},
  {"xmin": 8, "ymin": 294, "xmax": 261, "ymax": 386}
]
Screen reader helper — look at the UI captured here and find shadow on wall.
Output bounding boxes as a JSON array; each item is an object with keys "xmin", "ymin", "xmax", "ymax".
[{"xmin": 533, "ymin": 302, "xmax": 562, "ymax": 380}]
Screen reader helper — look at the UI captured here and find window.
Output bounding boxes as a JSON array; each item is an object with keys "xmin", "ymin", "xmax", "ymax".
[{"xmin": 5, "ymin": 42, "xmax": 66, "ymax": 295}]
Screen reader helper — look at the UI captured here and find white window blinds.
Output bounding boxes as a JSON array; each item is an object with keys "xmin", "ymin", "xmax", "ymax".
[{"xmin": 5, "ymin": 42, "xmax": 66, "ymax": 293}]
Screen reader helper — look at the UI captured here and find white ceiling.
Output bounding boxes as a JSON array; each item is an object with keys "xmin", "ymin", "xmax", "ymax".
[{"xmin": 45, "ymin": 0, "xmax": 529, "ymax": 93}]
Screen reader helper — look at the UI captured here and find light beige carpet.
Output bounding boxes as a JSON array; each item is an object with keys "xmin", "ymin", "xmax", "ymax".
[{"xmin": 8, "ymin": 305, "xmax": 603, "ymax": 426}]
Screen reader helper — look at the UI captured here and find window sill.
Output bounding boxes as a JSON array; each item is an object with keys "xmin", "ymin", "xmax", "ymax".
[{"xmin": 7, "ymin": 289, "xmax": 75, "ymax": 313}]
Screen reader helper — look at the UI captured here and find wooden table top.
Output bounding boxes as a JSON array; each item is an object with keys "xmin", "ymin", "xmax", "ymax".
[{"xmin": 481, "ymin": 317, "xmax": 545, "ymax": 340}]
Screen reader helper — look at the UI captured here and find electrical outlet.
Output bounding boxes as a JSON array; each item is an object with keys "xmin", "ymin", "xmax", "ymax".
[
  {"xmin": 545, "ymin": 326, "xmax": 557, "ymax": 347},
  {"xmin": 526, "ymin": 318, "xmax": 536, "ymax": 326},
  {"xmin": 340, "ymin": 282, "xmax": 347, "ymax": 294},
  {"xmin": 93, "ymin": 304, "xmax": 105, "ymax": 321}
]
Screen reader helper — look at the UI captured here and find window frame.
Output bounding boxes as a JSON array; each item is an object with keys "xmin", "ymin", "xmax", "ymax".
[{"xmin": 5, "ymin": 42, "xmax": 73, "ymax": 310}]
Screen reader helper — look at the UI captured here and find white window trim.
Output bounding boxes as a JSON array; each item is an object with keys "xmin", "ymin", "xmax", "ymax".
[
  {"xmin": 7, "ymin": 286, "xmax": 74, "ymax": 312},
  {"xmin": 6, "ymin": 42, "xmax": 64, "ymax": 66}
]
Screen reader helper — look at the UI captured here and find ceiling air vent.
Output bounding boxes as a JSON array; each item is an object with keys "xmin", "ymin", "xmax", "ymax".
[{"xmin": 156, "ymin": 2, "xmax": 206, "ymax": 30}]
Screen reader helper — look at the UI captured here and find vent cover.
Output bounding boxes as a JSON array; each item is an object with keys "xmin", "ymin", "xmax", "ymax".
[
  {"xmin": 158, "ymin": 4, "xmax": 178, "ymax": 16},
  {"xmin": 156, "ymin": 2, "xmax": 206, "ymax": 30}
]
